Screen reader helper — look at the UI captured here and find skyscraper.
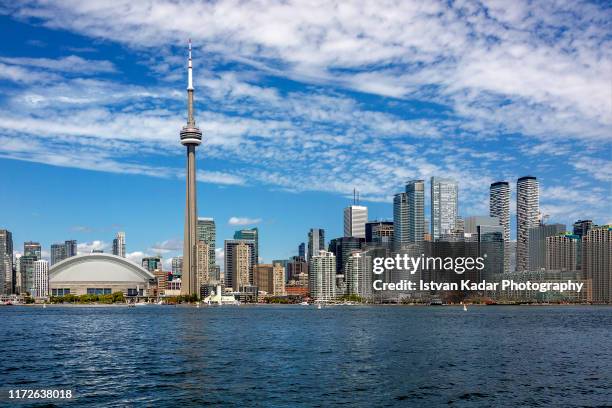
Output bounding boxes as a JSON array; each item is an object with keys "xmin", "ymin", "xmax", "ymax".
[
  {"xmin": 196, "ymin": 241, "xmax": 210, "ymax": 297},
  {"xmin": 180, "ymin": 40, "xmax": 203, "ymax": 297},
  {"xmin": 298, "ymin": 242, "xmax": 306, "ymax": 259},
  {"xmin": 490, "ymin": 181, "xmax": 510, "ymax": 272},
  {"xmin": 197, "ymin": 218, "xmax": 217, "ymax": 283},
  {"xmin": 573, "ymin": 220, "xmax": 593, "ymax": 238},
  {"xmin": 309, "ymin": 250, "xmax": 336, "ymax": 301},
  {"xmin": 33, "ymin": 260, "xmax": 49, "ymax": 298},
  {"xmin": 546, "ymin": 233, "xmax": 580, "ymax": 271},
  {"xmin": 406, "ymin": 180, "xmax": 425, "ymax": 243},
  {"xmin": 528, "ymin": 223, "xmax": 565, "ymax": 270},
  {"xmin": 365, "ymin": 221, "xmax": 394, "ymax": 245},
  {"xmin": 343, "ymin": 205, "xmax": 368, "ymax": 238},
  {"xmin": 171, "ymin": 256, "xmax": 183, "ymax": 277},
  {"xmin": 50, "ymin": 240, "xmax": 77, "ymax": 266},
  {"xmin": 224, "ymin": 239, "xmax": 256, "ymax": 291},
  {"xmin": 307, "ymin": 228, "xmax": 325, "ymax": 263},
  {"xmin": 0, "ymin": 229, "xmax": 13, "ymax": 294},
  {"xmin": 234, "ymin": 227, "xmax": 258, "ymax": 264},
  {"xmin": 142, "ymin": 256, "xmax": 162, "ymax": 273},
  {"xmin": 50, "ymin": 244, "xmax": 66, "ymax": 266},
  {"xmin": 516, "ymin": 176, "xmax": 539, "ymax": 271},
  {"xmin": 112, "ymin": 232, "xmax": 126, "ymax": 257},
  {"xmin": 393, "ymin": 192, "xmax": 409, "ymax": 249},
  {"xmin": 24, "ymin": 241, "xmax": 41, "ymax": 259},
  {"xmin": 431, "ymin": 177, "xmax": 458, "ymax": 241},
  {"xmin": 328, "ymin": 237, "xmax": 364, "ymax": 274},
  {"xmin": 582, "ymin": 225, "xmax": 611, "ymax": 303}
]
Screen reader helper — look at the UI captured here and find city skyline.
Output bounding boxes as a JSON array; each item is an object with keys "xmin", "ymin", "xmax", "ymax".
[{"xmin": 0, "ymin": 1, "xmax": 610, "ymax": 266}]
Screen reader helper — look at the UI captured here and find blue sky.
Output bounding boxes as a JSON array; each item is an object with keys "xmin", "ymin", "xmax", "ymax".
[{"xmin": 0, "ymin": 1, "xmax": 610, "ymax": 268}]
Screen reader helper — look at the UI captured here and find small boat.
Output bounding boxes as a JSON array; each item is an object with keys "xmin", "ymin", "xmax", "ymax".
[
  {"xmin": 463, "ymin": 304, "xmax": 468, "ymax": 311},
  {"xmin": 196, "ymin": 302, "xmax": 200, "ymax": 308},
  {"xmin": 134, "ymin": 302, "xmax": 147, "ymax": 307},
  {"xmin": 299, "ymin": 301, "xmax": 309, "ymax": 306},
  {"xmin": 317, "ymin": 303, "xmax": 322, "ymax": 310},
  {"xmin": 43, "ymin": 304, "xmax": 46, "ymax": 309}
]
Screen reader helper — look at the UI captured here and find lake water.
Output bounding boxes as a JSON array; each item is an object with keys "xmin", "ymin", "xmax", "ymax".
[{"xmin": 1, "ymin": 305, "xmax": 610, "ymax": 407}]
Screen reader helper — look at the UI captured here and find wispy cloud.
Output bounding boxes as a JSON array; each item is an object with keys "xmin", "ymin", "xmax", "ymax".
[{"xmin": 228, "ymin": 217, "xmax": 262, "ymax": 226}]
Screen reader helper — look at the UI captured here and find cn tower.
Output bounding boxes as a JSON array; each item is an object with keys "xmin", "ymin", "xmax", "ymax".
[{"xmin": 180, "ymin": 40, "xmax": 202, "ymax": 296}]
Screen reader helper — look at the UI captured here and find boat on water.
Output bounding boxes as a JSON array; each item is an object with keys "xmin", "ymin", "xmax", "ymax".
[
  {"xmin": 134, "ymin": 302, "xmax": 148, "ymax": 307},
  {"xmin": 317, "ymin": 303, "xmax": 322, "ymax": 310},
  {"xmin": 429, "ymin": 298, "xmax": 443, "ymax": 306},
  {"xmin": 463, "ymin": 304, "xmax": 468, "ymax": 311},
  {"xmin": 299, "ymin": 301, "xmax": 309, "ymax": 306}
]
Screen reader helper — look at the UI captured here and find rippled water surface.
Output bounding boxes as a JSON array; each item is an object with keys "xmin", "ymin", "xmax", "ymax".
[{"xmin": 1, "ymin": 305, "xmax": 611, "ymax": 407}]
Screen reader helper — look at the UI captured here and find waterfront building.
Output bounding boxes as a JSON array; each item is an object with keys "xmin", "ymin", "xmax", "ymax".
[
  {"xmin": 254, "ymin": 263, "xmax": 286, "ymax": 296},
  {"xmin": 0, "ymin": 229, "xmax": 13, "ymax": 294},
  {"xmin": 528, "ymin": 223, "xmax": 565, "ymax": 270},
  {"xmin": 180, "ymin": 40, "xmax": 203, "ymax": 296},
  {"xmin": 406, "ymin": 180, "xmax": 425, "ymax": 243},
  {"xmin": 196, "ymin": 241, "xmax": 210, "ymax": 297},
  {"xmin": 20, "ymin": 255, "xmax": 37, "ymax": 295},
  {"xmin": 344, "ymin": 250, "xmax": 372, "ymax": 299},
  {"xmin": 516, "ymin": 176, "xmax": 539, "ymax": 271},
  {"xmin": 234, "ymin": 227, "xmax": 258, "ymax": 264},
  {"xmin": 344, "ymin": 205, "xmax": 368, "ymax": 238},
  {"xmin": 49, "ymin": 253, "xmax": 155, "ymax": 297},
  {"xmin": 489, "ymin": 181, "xmax": 511, "ymax": 274},
  {"xmin": 546, "ymin": 233, "xmax": 579, "ymax": 271},
  {"xmin": 582, "ymin": 225, "xmax": 612, "ymax": 303},
  {"xmin": 309, "ymin": 250, "xmax": 336, "ymax": 301},
  {"xmin": 112, "ymin": 232, "xmax": 126, "ymax": 257},
  {"xmin": 431, "ymin": 177, "xmax": 458, "ymax": 241},
  {"xmin": 33, "ymin": 260, "xmax": 49, "ymax": 298},
  {"xmin": 393, "ymin": 192, "xmax": 409, "ymax": 249},
  {"xmin": 287, "ymin": 256, "xmax": 307, "ymax": 282},
  {"xmin": 224, "ymin": 239, "xmax": 255, "ymax": 291},
  {"xmin": 197, "ymin": 217, "xmax": 216, "ymax": 280},
  {"xmin": 298, "ymin": 242, "xmax": 306, "ymax": 259},
  {"xmin": 307, "ymin": 228, "xmax": 325, "ymax": 263}
]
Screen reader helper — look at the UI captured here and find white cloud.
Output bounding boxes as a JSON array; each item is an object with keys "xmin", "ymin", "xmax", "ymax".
[
  {"xmin": 228, "ymin": 217, "xmax": 262, "ymax": 226},
  {"xmin": 76, "ymin": 240, "xmax": 108, "ymax": 255},
  {"xmin": 0, "ymin": 55, "xmax": 117, "ymax": 74}
]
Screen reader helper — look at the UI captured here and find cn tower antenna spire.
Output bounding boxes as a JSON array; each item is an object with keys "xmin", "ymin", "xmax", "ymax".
[{"xmin": 188, "ymin": 38, "xmax": 193, "ymax": 91}]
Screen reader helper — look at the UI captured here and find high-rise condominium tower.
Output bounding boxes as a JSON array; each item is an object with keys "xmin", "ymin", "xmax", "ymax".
[
  {"xmin": 309, "ymin": 250, "xmax": 336, "ymax": 302},
  {"xmin": 197, "ymin": 218, "xmax": 216, "ymax": 283},
  {"xmin": 0, "ymin": 229, "xmax": 13, "ymax": 294},
  {"xmin": 308, "ymin": 228, "xmax": 325, "ymax": 262},
  {"xmin": 224, "ymin": 240, "xmax": 255, "ymax": 291},
  {"xmin": 180, "ymin": 40, "xmax": 203, "ymax": 296},
  {"xmin": 431, "ymin": 177, "xmax": 458, "ymax": 240},
  {"xmin": 344, "ymin": 205, "xmax": 368, "ymax": 238},
  {"xmin": 33, "ymin": 260, "xmax": 49, "ymax": 298},
  {"xmin": 112, "ymin": 232, "xmax": 126, "ymax": 258},
  {"xmin": 516, "ymin": 176, "xmax": 539, "ymax": 271},
  {"xmin": 234, "ymin": 227, "xmax": 258, "ymax": 264},
  {"xmin": 393, "ymin": 192, "xmax": 409, "ymax": 249},
  {"xmin": 490, "ymin": 181, "xmax": 510, "ymax": 272},
  {"xmin": 406, "ymin": 180, "xmax": 425, "ymax": 243}
]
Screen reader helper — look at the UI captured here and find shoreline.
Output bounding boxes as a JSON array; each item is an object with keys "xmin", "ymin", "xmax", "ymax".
[{"xmin": 3, "ymin": 303, "xmax": 610, "ymax": 308}]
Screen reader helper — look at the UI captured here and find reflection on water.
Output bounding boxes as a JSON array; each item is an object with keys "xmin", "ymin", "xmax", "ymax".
[{"xmin": 1, "ymin": 305, "xmax": 610, "ymax": 407}]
